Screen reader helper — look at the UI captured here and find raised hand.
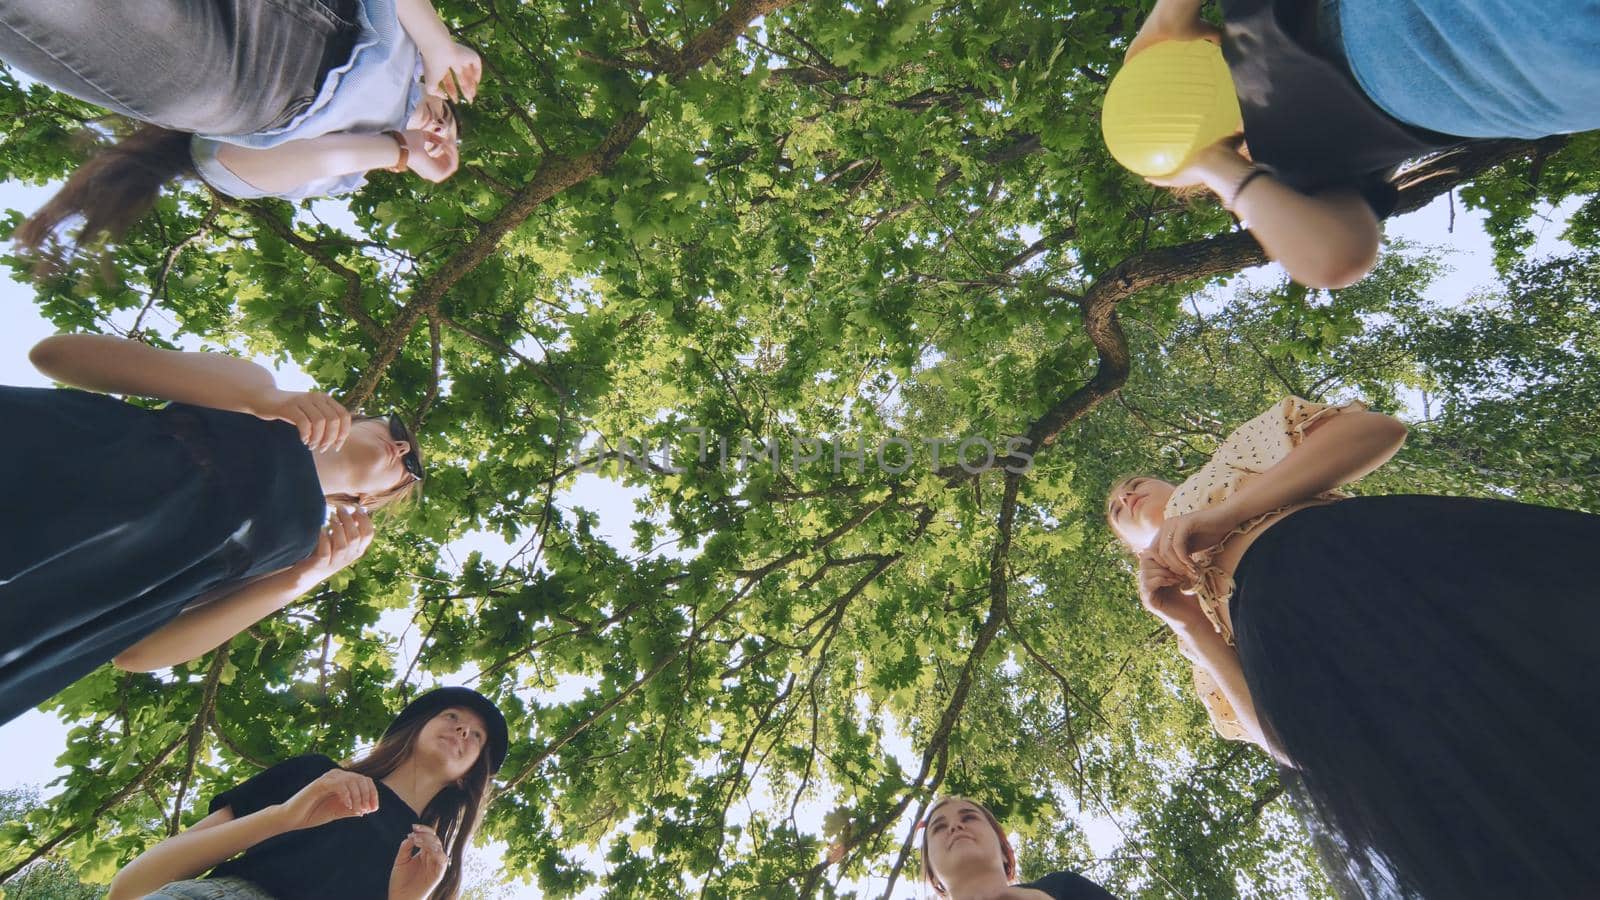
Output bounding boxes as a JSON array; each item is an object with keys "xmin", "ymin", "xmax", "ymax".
[
  {"xmin": 1137, "ymin": 551, "xmax": 1212, "ymax": 635},
  {"xmin": 249, "ymin": 388, "xmax": 352, "ymax": 453},
  {"xmin": 388, "ymin": 824, "xmax": 450, "ymax": 900},
  {"xmin": 1126, "ymin": 2, "xmax": 1223, "ymax": 62},
  {"xmin": 1146, "ymin": 505, "xmax": 1236, "ymax": 581},
  {"xmin": 288, "ymin": 506, "xmax": 376, "ymax": 588},
  {"xmin": 276, "ymin": 768, "xmax": 380, "ymax": 832},
  {"xmin": 422, "ymin": 42, "xmax": 482, "ymax": 103},
  {"xmin": 403, "ymin": 130, "xmax": 460, "ymax": 183}
]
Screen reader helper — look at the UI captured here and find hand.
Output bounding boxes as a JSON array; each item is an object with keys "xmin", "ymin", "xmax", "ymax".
[
  {"xmin": 275, "ymin": 768, "xmax": 380, "ymax": 832},
  {"xmin": 289, "ymin": 506, "xmax": 375, "ymax": 588},
  {"xmin": 1137, "ymin": 552, "xmax": 1212, "ymax": 635},
  {"xmin": 1147, "ymin": 506, "xmax": 1236, "ymax": 581},
  {"xmin": 1126, "ymin": 4, "xmax": 1222, "ymax": 61},
  {"xmin": 249, "ymin": 388, "xmax": 353, "ymax": 453},
  {"xmin": 389, "ymin": 824, "xmax": 450, "ymax": 900},
  {"xmin": 404, "ymin": 130, "xmax": 460, "ymax": 183},
  {"xmin": 1144, "ymin": 138, "xmax": 1251, "ymax": 193},
  {"xmin": 422, "ymin": 42, "xmax": 482, "ymax": 103}
]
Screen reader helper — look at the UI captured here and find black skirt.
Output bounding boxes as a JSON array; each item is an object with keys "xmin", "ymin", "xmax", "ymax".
[
  {"xmin": 0, "ymin": 387, "xmax": 324, "ymax": 725},
  {"xmin": 1231, "ymin": 495, "xmax": 1600, "ymax": 899}
]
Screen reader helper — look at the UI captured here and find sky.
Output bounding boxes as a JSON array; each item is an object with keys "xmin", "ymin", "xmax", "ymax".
[{"xmin": 0, "ymin": 171, "xmax": 1581, "ymax": 897}]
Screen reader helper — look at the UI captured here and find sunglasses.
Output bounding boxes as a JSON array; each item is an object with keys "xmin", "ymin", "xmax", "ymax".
[{"xmin": 386, "ymin": 413, "xmax": 425, "ymax": 484}]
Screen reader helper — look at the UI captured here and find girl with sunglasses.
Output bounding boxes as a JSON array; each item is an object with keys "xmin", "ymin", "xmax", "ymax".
[
  {"xmin": 0, "ymin": 333, "xmax": 423, "ymax": 725},
  {"xmin": 0, "ymin": 0, "xmax": 480, "ymax": 258},
  {"xmin": 1106, "ymin": 397, "xmax": 1600, "ymax": 898},
  {"xmin": 918, "ymin": 796, "xmax": 1119, "ymax": 900},
  {"xmin": 107, "ymin": 687, "xmax": 508, "ymax": 900}
]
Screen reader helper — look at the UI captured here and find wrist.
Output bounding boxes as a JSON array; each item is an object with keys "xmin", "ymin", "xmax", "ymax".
[{"xmin": 1196, "ymin": 148, "xmax": 1253, "ymax": 200}]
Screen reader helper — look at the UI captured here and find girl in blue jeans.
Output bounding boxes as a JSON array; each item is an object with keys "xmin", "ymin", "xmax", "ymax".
[
  {"xmin": 1122, "ymin": 0, "xmax": 1599, "ymax": 289},
  {"xmin": 0, "ymin": 0, "xmax": 483, "ymax": 253}
]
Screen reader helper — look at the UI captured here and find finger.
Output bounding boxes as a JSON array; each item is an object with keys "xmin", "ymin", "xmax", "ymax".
[
  {"xmin": 360, "ymin": 775, "xmax": 378, "ymax": 813},
  {"xmin": 291, "ymin": 408, "xmax": 314, "ymax": 446},
  {"xmin": 394, "ymin": 834, "xmax": 418, "ymax": 865},
  {"xmin": 303, "ymin": 400, "xmax": 329, "ymax": 452},
  {"xmin": 317, "ymin": 395, "xmax": 343, "ymax": 453},
  {"xmin": 333, "ymin": 402, "xmax": 352, "ymax": 451}
]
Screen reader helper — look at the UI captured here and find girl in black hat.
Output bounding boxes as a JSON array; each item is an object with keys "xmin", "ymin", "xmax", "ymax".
[
  {"xmin": 106, "ymin": 687, "xmax": 509, "ymax": 900},
  {"xmin": 0, "ymin": 333, "xmax": 422, "ymax": 725}
]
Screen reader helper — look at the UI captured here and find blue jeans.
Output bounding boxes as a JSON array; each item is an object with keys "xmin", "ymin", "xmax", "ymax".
[
  {"xmin": 0, "ymin": 0, "xmax": 359, "ymax": 135},
  {"xmin": 143, "ymin": 877, "xmax": 278, "ymax": 900},
  {"xmin": 1333, "ymin": 0, "xmax": 1600, "ymax": 138}
]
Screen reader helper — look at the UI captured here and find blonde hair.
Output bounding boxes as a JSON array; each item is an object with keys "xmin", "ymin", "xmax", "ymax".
[
  {"xmin": 918, "ymin": 796, "xmax": 1019, "ymax": 896},
  {"xmin": 324, "ymin": 415, "xmax": 424, "ymax": 512}
]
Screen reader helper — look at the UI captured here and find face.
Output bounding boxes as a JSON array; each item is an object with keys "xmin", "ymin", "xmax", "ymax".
[
  {"xmin": 925, "ymin": 800, "xmax": 1008, "ymax": 890},
  {"xmin": 417, "ymin": 706, "xmax": 488, "ymax": 781},
  {"xmin": 1107, "ymin": 476, "xmax": 1175, "ymax": 551},
  {"xmin": 333, "ymin": 418, "xmax": 414, "ymax": 499},
  {"xmin": 407, "ymin": 95, "xmax": 459, "ymax": 152}
]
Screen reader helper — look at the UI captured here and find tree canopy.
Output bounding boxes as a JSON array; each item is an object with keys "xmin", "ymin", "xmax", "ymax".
[{"xmin": 2, "ymin": 0, "xmax": 1598, "ymax": 896}]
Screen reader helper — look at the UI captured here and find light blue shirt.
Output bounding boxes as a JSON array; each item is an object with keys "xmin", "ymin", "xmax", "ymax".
[{"xmin": 191, "ymin": 0, "xmax": 424, "ymax": 199}]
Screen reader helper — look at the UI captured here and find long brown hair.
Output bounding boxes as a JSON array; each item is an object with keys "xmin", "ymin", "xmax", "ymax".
[
  {"xmin": 16, "ymin": 123, "xmax": 196, "ymax": 260},
  {"xmin": 918, "ymin": 796, "xmax": 1019, "ymax": 897},
  {"xmin": 346, "ymin": 713, "xmax": 491, "ymax": 900}
]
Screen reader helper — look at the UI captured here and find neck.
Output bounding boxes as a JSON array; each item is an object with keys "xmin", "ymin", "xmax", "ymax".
[
  {"xmin": 942, "ymin": 868, "xmax": 1011, "ymax": 900},
  {"xmin": 380, "ymin": 755, "xmax": 451, "ymax": 817},
  {"xmin": 310, "ymin": 449, "xmax": 357, "ymax": 498}
]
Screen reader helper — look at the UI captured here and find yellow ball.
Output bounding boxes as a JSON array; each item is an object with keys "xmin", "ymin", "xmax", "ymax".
[{"xmin": 1101, "ymin": 40, "xmax": 1243, "ymax": 177}]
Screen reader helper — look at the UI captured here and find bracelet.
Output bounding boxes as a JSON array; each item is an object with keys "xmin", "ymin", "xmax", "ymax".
[
  {"xmin": 385, "ymin": 130, "xmax": 409, "ymax": 173},
  {"xmin": 1229, "ymin": 166, "xmax": 1269, "ymax": 208}
]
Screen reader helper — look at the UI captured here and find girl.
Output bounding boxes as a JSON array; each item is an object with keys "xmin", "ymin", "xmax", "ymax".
[
  {"xmin": 919, "ymin": 796, "xmax": 1119, "ymax": 900},
  {"xmin": 0, "ymin": 0, "xmax": 482, "ymax": 253},
  {"xmin": 1122, "ymin": 0, "xmax": 1600, "ymax": 288},
  {"xmin": 1107, "ymin": 396, "xmax": 1600, "ymax": 897},
  {"xmin": 0, "ymin": 333, "xmax": 422, "ymax": 725},
  {"xmin": 106, "ymin": 686, "xmax": 509, "ymax": 900}
]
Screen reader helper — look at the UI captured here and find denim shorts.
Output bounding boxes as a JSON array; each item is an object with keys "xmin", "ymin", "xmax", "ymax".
[
  {"xmin": 1332, "ymin": 0, "xmax": 1600, "ymax": 138},
  {"xmin": 0, "ymin": 0, "xmax": 360, "ymax": 134},
  {"xmin": 142, "ymin": 877, "xmax": 278, "ymax": 900}
]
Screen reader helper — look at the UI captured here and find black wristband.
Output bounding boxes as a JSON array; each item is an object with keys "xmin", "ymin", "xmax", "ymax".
[{"xmin": 1230, "ymin": 167, "xmax": 1269, "ymax": 208}]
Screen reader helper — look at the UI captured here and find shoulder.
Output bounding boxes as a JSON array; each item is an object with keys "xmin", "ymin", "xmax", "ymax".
[
  {"xmin": 1019, "ymin": 869, "xmax": 1121, "ymax": 900},
  {"xmin": 257, "ymin": 753, "xmax": 341, "ymax": 786}
]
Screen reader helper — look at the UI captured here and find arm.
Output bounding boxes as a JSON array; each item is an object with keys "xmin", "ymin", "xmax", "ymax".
[
  {"xmin": 1175, "ymin": 614, "xmax": 1292, "ymax": 764},
  {"xmin": 396, "ymin": 0, "xmax": 483, "ymax": 101},
  {"xmin": 216, "ymin": 131, "xmax": 457, "ymax": 194},
  {"xmin": 31, "ymin": 334, "xmax": 275, "ymax": 416},
  {"xmin": 113, "ymin": 507, "xmax": 374, "ymax": 672},
  {"xmin": 107, "ymin": 807, "xmax": 279, "ymax": 900},
  {"xmin": 1139, "ymin": 557, "xmax": 1290, "ymax": 762},
  {"xmin": 30, "ymin": 334, "xmax": 352, "ymax": 451},
  {"xmin": 1157, "ymin": 143, "xmax": 1381, "ymax": 289},
  {"xmin": 1150, "ymin": 406, "xmax": 1406, "ymax": 575},
  {"xmin": 109, "ymin": 769, "xmax": 383, "ymax": 900},
  {"xmin": 1212, "ymin": 408, "xmax": 1406, "ymax": 528}
]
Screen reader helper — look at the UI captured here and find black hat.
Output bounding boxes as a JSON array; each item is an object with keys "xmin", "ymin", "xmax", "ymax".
[{"xmin": 384, "ymin": 687, "xmax": 509, "ymax": 774}]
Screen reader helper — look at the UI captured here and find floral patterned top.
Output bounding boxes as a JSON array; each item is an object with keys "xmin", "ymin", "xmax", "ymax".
[{"xmin": 1165, "ymin": 395, "xmax": 1367, "ymax": 741}]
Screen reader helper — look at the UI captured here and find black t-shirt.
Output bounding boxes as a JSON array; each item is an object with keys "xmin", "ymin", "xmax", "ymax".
[
  {"xmin": 206, "ymin": 754, "xmax": 421, "ymax": 900},
  {"xmin": 1018, "ymin": 870, "xmax": 1123, "ymax": 900},
  {"xmin": 1218, "ymin": 0, "xmax": 1463, "ymax": 219}
]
